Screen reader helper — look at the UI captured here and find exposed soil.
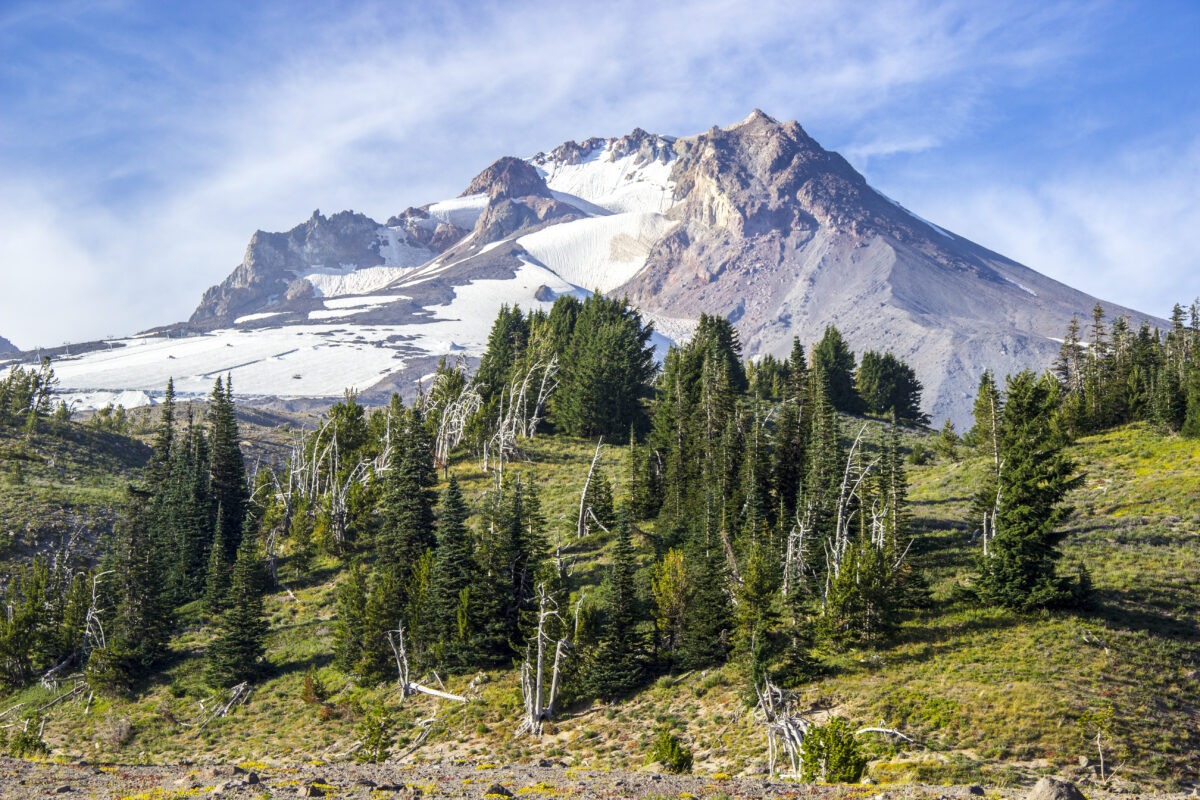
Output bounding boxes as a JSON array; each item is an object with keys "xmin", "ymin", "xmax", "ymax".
[{"xmin": 0, "ymin": 758, "xmax": 1190, "ymax": 800}]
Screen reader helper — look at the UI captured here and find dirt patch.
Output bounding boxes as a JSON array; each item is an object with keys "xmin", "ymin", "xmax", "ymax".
[{"xmin": 0, "ymin": 757, "xmax": 1190, "ymax": 800}]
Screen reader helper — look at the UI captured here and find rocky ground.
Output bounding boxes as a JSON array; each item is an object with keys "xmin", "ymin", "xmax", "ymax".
[{"xmin": 0, "ymin": 759, "xmax": 1191, "ymax": 800}]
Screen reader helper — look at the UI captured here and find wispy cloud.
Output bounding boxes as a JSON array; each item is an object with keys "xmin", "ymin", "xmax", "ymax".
[{"xmin": 905, "ymin": 133, "xmax": 1200, "ymax": 318}]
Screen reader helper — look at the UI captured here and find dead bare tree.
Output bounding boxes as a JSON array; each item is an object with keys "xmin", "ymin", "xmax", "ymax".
[
  {"xmin": 782, "ymin": 504, "xmax": 812, "ymax": 599},
  {"xmin": 479, "ymin": 357, "xmax": 559, "ymax": 475},
  {"xmin": 422, "ymin": 359, "xmax": 482, "ymax": 475},
  {"xmin": 576, "ymin": 438, "xmax": 604, "ymax": 538},
  {"xmin": 386, "ymin": 623, "xmax": 468, "ymax": 704},
  {"xmin": 757, "ymin": 677, "xmax": 915, "ymax": 779},
  {"xmin": 516, "ymin": 583, "xmax": 569, "ymax": 736},
  {"xmin": 756, "ymin": 678, "xmax": 810, "ymax": 778}
]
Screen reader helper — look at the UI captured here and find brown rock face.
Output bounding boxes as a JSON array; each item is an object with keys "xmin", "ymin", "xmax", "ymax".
[{"xmin": 463, "ymin": 156, "xmax": 552, "ymax": 200}]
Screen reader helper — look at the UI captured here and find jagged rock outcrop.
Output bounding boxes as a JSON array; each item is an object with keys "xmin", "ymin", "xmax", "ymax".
[
  {"xmin": 463, "ymin": 156, "xmax": 552, "ymax": 200},
  {"xmin": 189, "ymin": 208, "xmax": 467, "ymax": 327},
  {"xmin": 0, "ymin": 334, "xmax": 17, "ymax": 355},
  {"xmin": 533, "ymin": 127, "xmax": 676, "ymax": 172},
  {"xmin": 191, "ymin": 210, "xmax": 387, "ymax": 324},
  {"xmin": 460, "ymin": 157, "xmax": 586, "ymax": 245}
]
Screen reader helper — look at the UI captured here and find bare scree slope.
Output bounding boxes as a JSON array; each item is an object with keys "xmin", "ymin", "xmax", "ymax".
[{"xmin": 33, "ymin": 112, "xmax": 1156, "ymax": 425}]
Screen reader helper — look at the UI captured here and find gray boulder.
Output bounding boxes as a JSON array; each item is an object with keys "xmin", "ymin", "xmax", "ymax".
[{"xmin": 1026, "ymin": 776, "xmax": 1087, "ymax": 800}]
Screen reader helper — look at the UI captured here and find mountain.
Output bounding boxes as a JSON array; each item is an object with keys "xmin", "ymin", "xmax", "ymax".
[
  {"xmin": 39, "ymin": 112, "xmax": 1159, "ymax": 425},
  {"xmin": 0, "ymin": 335, "xmax": 16, "ymax": 356}
]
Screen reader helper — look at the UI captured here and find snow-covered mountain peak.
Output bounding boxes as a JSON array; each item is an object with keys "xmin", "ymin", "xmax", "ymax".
[
  {"xmin": 31, "ymin": 112, "xmax": 1163, "ymax": 427},
  {"xmin": 531, "ymin": 128, "xmax": 677, "ymax": 215}
]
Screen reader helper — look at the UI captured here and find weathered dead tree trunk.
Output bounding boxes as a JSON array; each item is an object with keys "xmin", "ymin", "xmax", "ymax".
[
  {"xmin": 517, "ymin": 584, "xmax": 568, "ymax": 736},
  {"xmin": 387, "ymin": 624, "xmax": 468, "ymax": 704},
  {"xmin": 576, "ymin": 438, "xmax": 603, "ymax": 538}
]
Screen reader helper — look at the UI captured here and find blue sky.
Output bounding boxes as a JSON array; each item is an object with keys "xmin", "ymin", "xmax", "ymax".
[{"xmin": 2, "ymin": 0, "xmax": 1198, "ymax": 348}]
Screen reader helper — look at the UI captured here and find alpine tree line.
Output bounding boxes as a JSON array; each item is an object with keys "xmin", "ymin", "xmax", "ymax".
[
  {"xmin": 15, "ymin": 292, "xmax": 1193, "ymax": 708},
  {"xmin": 1052, "ymin": 301, "xmax": 1200, "ymax": 437}
]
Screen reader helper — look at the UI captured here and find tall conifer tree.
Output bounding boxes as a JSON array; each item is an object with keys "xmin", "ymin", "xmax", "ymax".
[{"xmin": 205, "ymin": 530, "xmax": 269, "ymax": 687}]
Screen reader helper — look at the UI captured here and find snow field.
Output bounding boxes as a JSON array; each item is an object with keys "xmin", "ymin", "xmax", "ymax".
[
  {"xmin": 234, "ymin": 312, "xmax": 285, "ymax": 325},
  {"xmin": 517, "ymin": 212, "xmax": 678, "ymax": 293},
  {"xmin": 303, "ymin": 265, "xmax": 417, "ymax": 297},
  {"xmin": 49, "ymin": 326, "xmax": 410, "ymax": 405},
  {"xmin": 51, "ymin": 263, "xmax": 591, "ymax": 410},
  {"xmin": 424, "ymin": 194, "xmax": 488, "ymax": 229},
  {"xmin": 538, "ymin": 146, "xmax": 676, "ymax": 214}
]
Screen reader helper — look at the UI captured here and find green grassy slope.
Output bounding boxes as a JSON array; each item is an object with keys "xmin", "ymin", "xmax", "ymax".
[
  {"xmin": 0, "ymin": 420, "xmax": 151, "ymax": 577},
  {"xmin": 9, "ymin": 423, "xmax": 1199, "ymax": 789}
]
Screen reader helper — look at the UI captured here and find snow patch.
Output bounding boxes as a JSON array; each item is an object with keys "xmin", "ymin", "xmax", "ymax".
[
  {"xmin": 303, "ymin": 265, "xmax": 415, "ymax": 297},
  {"xmin": 425, "ymin": 194, "xmax": 488, "ymax": 229},
  {"xmin": 1002, "ymin": 276, "xmax": 1038, "ymax": 297},
  {"xmin": 60, "ymin": 389, "xmax": 158, "ymax": 412},
  {"xmin": 307, "ymin": 294, "xmax": 409, "ymax": 320},
  {"xmin": 235, "ymin": 312, "xmax": 284, "ymax": 325},
  {"xmin": 49, "ymin": 327, "xmax": 413, "ymax": 401},
  {"xmin": 517, "ymin": 212, "xmax": 678, "ymax": 293}
]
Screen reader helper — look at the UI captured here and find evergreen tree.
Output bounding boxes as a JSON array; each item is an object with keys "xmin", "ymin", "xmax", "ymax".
[
  {"xmin": 772, "ymin": 395, "xmax": 805, "ymax": 524},
  {"xmin": 163, "ymin": 414, "xmax": 213, "ymax": 605},
  {"xmin": 87, "ymin": 488, "xmax": 174, "ymax": 695},
  {"xmin": 0, "ymin": 559, "xmax": 89, "ymax": 691},
  {"xmin": 208, "ymin": 376, "xmax": 248, "ymax": 559},
  {"xmin": 333, "ymin": 564, "xmax": 369, "ymax": 673},
  {"xmin": 975, "ymin": 372, "xmax": 1084, "ymax": 610},
  {"xmin": 803, "ymin": 363, "xmax": 844, "ymax": 548},
  {"xmin": 855, "ymin": 350, "xmax": 927, "ymax": 424},
  {"xmin": 787, "ymin": 336, "xmax": 809, "ymax": 399},
  {"xmin": 205, "ymin": 530, "xmax": 269, "ymax": 687},
  {"xmin": 733, "ymin": 539, "xmax": 781, "ymax": 687},
  {"xmin": 203, "ymin": 507, "xmax": 232, "ymax": 616},
  {"xmin": 812, "ymin": 325, "xmax": 862, "ymax": 414},
  {"xmin": 145, "ymin": 378, "xmax": 176, "ymax": 491},
  {"xmin": 626, "ymin": 432, "xmax": 661, "ymax": 520},
  {"xmin": 677, "ymin": 505, "xmax": 732, "ymax": 670},
  {"xmin": 1083, "ymin": 304, "xmax": 1111, "ymax": 428},
  {"xmin": 429, "ymin": 478, "xmax": 483, "ymax": 670},
  {"xmin": 970, "ymin": 370, "xmax": 1001, "ymax": 464},
  {"xmin": 357, "ymin": 567, "xmax": 404, "ymax": 684},
  {"xmin": 554, "ymin": 293, "xmax": 656, "ymax": 439},
  {"xmin": 474, "ymin": 304, "xmax": 530, "ymax": 413},
  {"xmin": 1183, "ymin": 366, "xmax": 1200, "ymax": 438},
  {"xmin": 582, "ymin": 506, "xmax": 643, "ymax": 700},
  {"xmin": 377, "ymin": 405, "xmax": 437, "ymax": 586},
  {"xmin": 478, "ymin": 475, "xmax": 547, "ymax": 655},
  {"xmin": 650, "ymin": 547, "xmax": 692, "ymax": 666},
  {"xmin": 584, "ymin": 466, "xmax": 615, "ymax": 531}
]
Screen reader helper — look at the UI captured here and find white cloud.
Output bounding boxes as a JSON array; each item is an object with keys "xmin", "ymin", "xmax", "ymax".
[{"xmin": 904, "ymin": 135, "xmax": 1200, "ymax": 319}]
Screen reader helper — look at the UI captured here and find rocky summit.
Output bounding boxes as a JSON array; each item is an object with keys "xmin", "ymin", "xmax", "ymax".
[{"xmin": 32, "ymin": 111, "xmax": 1158, "ymax": 425}]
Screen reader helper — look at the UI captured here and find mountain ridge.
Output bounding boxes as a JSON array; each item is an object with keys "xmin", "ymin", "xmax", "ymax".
[{"xmin": 16, "ymin": 112, "xmax": 1163, "ymax": 426}]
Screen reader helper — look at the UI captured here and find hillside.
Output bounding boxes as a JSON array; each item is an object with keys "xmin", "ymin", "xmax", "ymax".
[
  {"xmin": 0, "ymin": 416, "xmax": 152, "ymax": 581},
  {"xmin": 7, "ymin": 422, "xmax": 1198, "ymax": 791}
]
